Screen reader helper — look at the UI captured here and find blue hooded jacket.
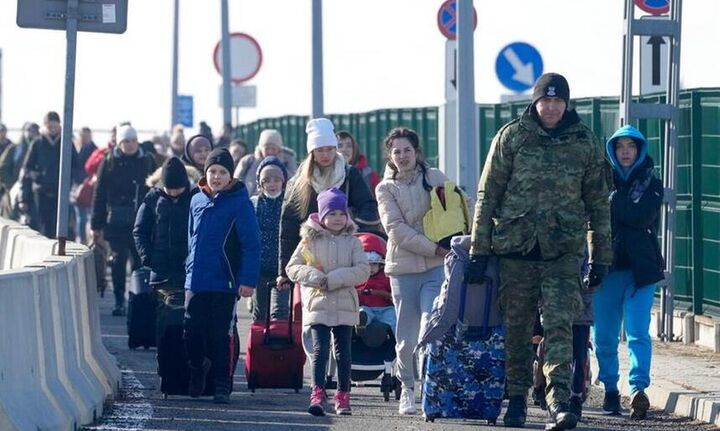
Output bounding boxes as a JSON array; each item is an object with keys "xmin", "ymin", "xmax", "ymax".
[
  {"xmin": 604, "ymin": 125, "xmax": 665, "ymax": 287},
  {"xmin": 605, "ymin": 125, "xmax": 649, "ymax": 182},
  {"xmin": 185, "ymin": 179, "xmax": 261, "ymax": 293}
]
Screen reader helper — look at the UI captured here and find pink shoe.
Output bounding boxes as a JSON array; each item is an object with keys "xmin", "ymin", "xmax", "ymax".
[
  {"xmin": 334, "ymin": 390, "xmax": 352, "ymax": 415},
  {"xmin": 308, "ymin": 385, "xmax": 326, "ymax": 416}
]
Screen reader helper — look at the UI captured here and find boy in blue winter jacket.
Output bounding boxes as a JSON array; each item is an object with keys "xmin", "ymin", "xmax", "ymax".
[{"xmin": 185, "ymin": 148, "xmax": 260, "ymax": 404}]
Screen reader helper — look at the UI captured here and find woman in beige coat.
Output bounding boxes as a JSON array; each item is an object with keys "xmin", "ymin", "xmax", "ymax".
[
  {"xmin": 375, "ymin": 127, "xmax": 450, "ymax": 415},
  {"xmin": 286, "ymin": 187, "xmax": 369, "ymax": 417}
]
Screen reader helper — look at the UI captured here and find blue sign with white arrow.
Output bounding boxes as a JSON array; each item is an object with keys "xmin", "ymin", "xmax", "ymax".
[
  {"xmin": 495, "ymin": 42, "xmax": 544, "ymax": 93},
  {"xmin": 177, "ymin": 95, "xmax": 193, "ymax": 128}
]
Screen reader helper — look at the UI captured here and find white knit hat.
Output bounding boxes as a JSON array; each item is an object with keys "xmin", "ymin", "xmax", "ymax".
[
  {"xmin": 365, "ymin": 251, "xmax": 384, "ymax": 264},
  {"xmin": 305, "ymin": 118, "xmax": 337, "ymax": 153},
  {"xmin": 258, "ymin": 129, "xmax": 283, "ymax": 149},
  {"xmin": 116, "ymin": 124, "xmax": 137, "ymax": 143}
]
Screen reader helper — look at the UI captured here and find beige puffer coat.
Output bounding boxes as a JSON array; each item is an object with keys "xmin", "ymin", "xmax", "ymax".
[
  {"xmin": 376, "ymin": 164, "xmax": 449, "ymax": 276},
  {"xmin": 286, "ymin": 214, "xmax": 370, "ymax": 327}
]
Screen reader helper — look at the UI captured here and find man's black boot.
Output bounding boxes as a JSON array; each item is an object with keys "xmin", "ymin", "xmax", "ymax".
[
  {"xmin": 503, "ymin": 395, "xmax": 527, "ymax": 428},
  {"xmin": 546, "ymin": 402, "xmax": 578, "ymax": 431},
  {"xmin": 568, "ymin": 396, "xmax": 583, "ymax": 421},
  {"xmin": 187, "ymin": 357, "xmax": 211, "ymax": 398}
]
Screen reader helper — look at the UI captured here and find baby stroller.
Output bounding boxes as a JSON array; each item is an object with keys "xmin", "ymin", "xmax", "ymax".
[{"xmin": 326, "ymin": 320, "xmax": 401, "ymax": 401}]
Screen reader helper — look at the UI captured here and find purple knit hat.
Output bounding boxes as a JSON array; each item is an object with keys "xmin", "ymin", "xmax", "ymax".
[{"xmin": 317, "ymin": 187, "xmax": 348, "ymax": 221}]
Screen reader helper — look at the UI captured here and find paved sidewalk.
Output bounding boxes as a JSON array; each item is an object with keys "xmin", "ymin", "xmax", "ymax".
[{"xmin": 590, "ymin": 340, "xmax": 720, "ymax": 427}]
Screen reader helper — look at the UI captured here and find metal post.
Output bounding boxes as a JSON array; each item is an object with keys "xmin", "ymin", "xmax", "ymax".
[
  {"xmin": 619, "ymin": 0, "xmax": 635, "ymax": 126},
  {"xmin": 221, "ymin": 0, "xmax": 232, "ymax": 127},
  {"xmin": 56, "ymin": 0, "xmax": 80, "ymax": 255},
  {"xmin": 171, "ymin": 0, "xmax": 179, "ymax": 130},
  {"xmin": 456, "ymin": 0, "xmax": 477, "ymax": 196},
  {"xmin": 0, "ymin": 49, "xmax": 3, "ymax": 124},
  {"xmin": 660, "ymin": 0, "xmax": 683, "ymax": 340},
  {"xmin": 311, "ymin": 0, "xmax": 324, "ymax": 118}
]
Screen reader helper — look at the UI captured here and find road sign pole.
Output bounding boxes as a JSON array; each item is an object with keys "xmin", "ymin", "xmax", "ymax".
[
  {"xmin": 312, "ymin": 0, "xmax": 324, "ymax": 118},
  {"xmin": 171, "ymin": 0, "xmax": 179, "ymax": 130},
  {"xmin": 221, "ymin": 0, "xmax": 232, "ymax": 127},
  {"xmin": 456, "ymin": 0, "xmax": 477, "ymax": 196},
  {"xmin": 56, "ymin": 0, "xmax": 79, "ymax": 255}
]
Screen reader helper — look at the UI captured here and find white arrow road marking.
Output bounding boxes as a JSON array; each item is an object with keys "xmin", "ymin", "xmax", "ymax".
[{"xmin": 503, "ymin": 47, "xmax": 536, "ymax": 86}]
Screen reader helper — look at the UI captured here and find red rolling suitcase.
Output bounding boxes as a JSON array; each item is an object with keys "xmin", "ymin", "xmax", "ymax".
[{"xmin": 245, "ymin": 282, "xmax": 305, "ymax": 392}]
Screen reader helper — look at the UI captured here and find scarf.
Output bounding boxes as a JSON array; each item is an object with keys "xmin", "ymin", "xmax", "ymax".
[{"xmin": 310, "ymin": 153, "xmax": 346, "ymax": 194}]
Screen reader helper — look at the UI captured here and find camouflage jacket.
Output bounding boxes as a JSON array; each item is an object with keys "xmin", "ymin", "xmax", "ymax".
[{"xmin": 470, "ymin": 107, "xmax": 612, "ymax": 265}]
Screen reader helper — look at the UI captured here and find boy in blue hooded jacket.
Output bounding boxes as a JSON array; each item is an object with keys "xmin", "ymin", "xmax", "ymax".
[
  {"xmin": 592, "ymin": 125, "xmax": 664, "ymax": 420},
  {"xmin": 184, "ymin": 148, "xmax": 260, "ymax": 404}
]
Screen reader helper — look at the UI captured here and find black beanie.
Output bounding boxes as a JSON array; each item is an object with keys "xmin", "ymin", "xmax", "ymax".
[
  {"xmin": 204, "ymin": 148, "xmax": 234, "ymax": 175},
  {"xmin": 161, "ymin": 156, "xmax": 189, "ymax": 189},
  {"xmin": 532, "ymin": 73, "xmax": 570, "ymax": 105}
]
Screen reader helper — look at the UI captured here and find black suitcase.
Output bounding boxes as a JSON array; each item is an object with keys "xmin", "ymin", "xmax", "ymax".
[
  {"xmin": 127, "ymin": 268, "xmax": 157, "ymax": 349},
  {"xmin": 156, "ymin": 290, "xmax": 241, "ymax": 398}
]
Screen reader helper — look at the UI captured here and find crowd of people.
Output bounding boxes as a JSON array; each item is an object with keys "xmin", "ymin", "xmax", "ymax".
[{"xmin": 0, "ymin": 72, "xmax": 664, "ymax": 429}]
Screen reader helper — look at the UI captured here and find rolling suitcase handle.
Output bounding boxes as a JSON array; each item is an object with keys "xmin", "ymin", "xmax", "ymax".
[{"xmin": 262, "ymin": 281, "xmax": 295, "ymax": 345}]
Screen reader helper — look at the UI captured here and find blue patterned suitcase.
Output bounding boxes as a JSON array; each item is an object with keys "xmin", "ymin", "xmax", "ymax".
[{"xmin": 421, "ymin": 279, "xmax": 505, "ymax": 424}]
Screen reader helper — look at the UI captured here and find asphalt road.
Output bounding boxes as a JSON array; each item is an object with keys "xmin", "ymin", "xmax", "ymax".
[{"xmin": 83, "ymin": 293, "xmax": 718, "ymax": 431}]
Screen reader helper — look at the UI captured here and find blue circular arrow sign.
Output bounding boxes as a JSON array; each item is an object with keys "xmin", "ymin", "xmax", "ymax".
[{"xmin": 495, "ymin": 42, "xmax": 544, "ymax": 93}]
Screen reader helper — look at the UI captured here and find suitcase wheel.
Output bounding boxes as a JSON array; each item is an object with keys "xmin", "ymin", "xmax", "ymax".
[
  {"xmin": 424, "ymin": 415, "xmax": 435, "ymax": 423},
  {"xmin": 487, "ymin": 419, "xmax": 496, "ymax": 426},
  {"xmin": 394, "ymin": 377, "xmax": 401, "ymax": 401},
  {"xmin": 163, "ymin": 393, "xmax": 168, "ymax": 400},
  {"xmin": 382, "ymin": 390, "xmax": 390, "ymax": 402}
]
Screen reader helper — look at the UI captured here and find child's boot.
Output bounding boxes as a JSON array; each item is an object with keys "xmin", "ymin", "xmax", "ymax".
[
  {"xmin": 308, "ymin": 385, "xmax": 326, "ymax": 416},
  {"xmin": 334, "ymin": 390, "xmax": 351, "ymax": 415}
]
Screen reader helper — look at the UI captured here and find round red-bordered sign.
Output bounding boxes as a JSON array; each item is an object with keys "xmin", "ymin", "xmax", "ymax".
[
  {"xmin": 436, "ymin": 0, "xmax": 477, "ymax": 40},
  {"xmin": 634, "ymin": 0, "xmax": 670, "ymax": 15},
  {"xmin": 213, "ymin": 32, "xmax": 263, "ymax": 84}
]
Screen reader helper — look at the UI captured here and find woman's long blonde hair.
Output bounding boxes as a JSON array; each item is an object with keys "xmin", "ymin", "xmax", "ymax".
[{"xmin": 287, "ymin": 152, "xmax": 320, "ymax": 219}]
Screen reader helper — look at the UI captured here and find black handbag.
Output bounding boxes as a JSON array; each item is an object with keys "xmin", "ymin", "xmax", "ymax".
[{"xmin": 130, "ymin": 267, "xmax": 152, "ymax": 295}]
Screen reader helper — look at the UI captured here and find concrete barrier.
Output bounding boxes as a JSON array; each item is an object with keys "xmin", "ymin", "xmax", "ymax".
[{"xmin": 0, "ymin": 218, "xmax": 120, "ymax": 431}]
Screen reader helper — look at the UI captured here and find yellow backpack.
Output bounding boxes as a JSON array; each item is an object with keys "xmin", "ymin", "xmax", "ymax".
[{"xmin": 423, "ymin": 181, "xmax": 470, "ymax": 248}]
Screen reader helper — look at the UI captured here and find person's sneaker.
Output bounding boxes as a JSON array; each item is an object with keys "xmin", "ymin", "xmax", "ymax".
[
  {"xmin": 630, "ymin": 390, "xmax": 650, "ymax": 420},
  {"xmin": 187, "ymin": 358, "xmax": 211, "ymax": 398},
  {"xmin": 111, "ymin": 305, "xmax": 126, "ymax": 316},
  {"xmin": 334, "ymin": 390, "xmax": 352, "ymax": 415},
  {"xmin": 308, "ymin": 385, "xmax": 326, "ymax": 416},
  {"xmin": 547, "ymin": 402, "xmax": 578, "ymax": 430},
  {"xmin": 568, "ymin": 396, "xmax": 583, "ymax": 421},
  {"xmin": 602, "ymin": 390, "xmax": 622, "ymax": 415},
  {"xmin": 503, "ymin": 395, "xmax": 527, "ymax": 427},
  {"xmin": 398, "ymin": 388, "xmax": 417, "ymax": 415}
]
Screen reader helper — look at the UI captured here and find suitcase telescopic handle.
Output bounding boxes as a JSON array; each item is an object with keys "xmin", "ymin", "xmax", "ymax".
[{"xmin": 263, "ymin": 281, "xmax": 295, "ymax": 344}]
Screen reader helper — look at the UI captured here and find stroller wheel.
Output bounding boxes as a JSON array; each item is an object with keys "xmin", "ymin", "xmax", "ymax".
[
  {"xmin": 383, "ymin": 390, "xmax": 390, "ymax": 402},
  {"xmin": 394, "ymin": 377, "xmax": 402, "ymax": 400}
]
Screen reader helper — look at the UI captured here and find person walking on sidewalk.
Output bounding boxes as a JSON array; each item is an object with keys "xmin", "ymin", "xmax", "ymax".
[
  {"xmin": 375, "ymin": 127, "xmax": 452, "ymax": 415},
  {"xmin": 133, "ymin": 156, "xmax": 192, "ymax": 295},
  {"xmin": 592, "ymin": 125, "xmax": 664, "ymax": 420},
  {"xmin": 184, "ymin": 148, "xmax": 260, "ymax": 404},
  {"xmin": 249, "ymin": 156, "xmax": 290, "ymax": 322},
  {"xmin": 466, "ymin": 73, "xmax": 612, "ymax": 430},
  {"xmin": 286, "ymin": 187, "xmax": 370, "ymax": 416},
  {"xmin": 91, "ymin": 124, "xmax": 157, "ymax": 316}
]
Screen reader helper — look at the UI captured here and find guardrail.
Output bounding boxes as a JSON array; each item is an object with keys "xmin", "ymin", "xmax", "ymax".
[{"xmin": 0, "ymin": 218, "xmax": 120, "ymax": 431}]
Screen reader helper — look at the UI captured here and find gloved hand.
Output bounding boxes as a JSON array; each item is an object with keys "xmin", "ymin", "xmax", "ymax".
[
  {"xmin": 585, "ymin": 263, "xmax": 608, "ymax": 290},
  {"xmin": 464, "ymin": 255, "xmax": 489, "ymax": 285}
]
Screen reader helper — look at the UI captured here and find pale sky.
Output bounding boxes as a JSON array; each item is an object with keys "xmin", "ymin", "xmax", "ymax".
[{"xmin": 0, "ymin": 0, "xmax": 718, "ymax": 143}]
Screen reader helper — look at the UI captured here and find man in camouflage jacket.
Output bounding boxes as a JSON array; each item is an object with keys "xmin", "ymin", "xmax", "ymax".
[{"xmin": 467, "ymin": 73, "xmax": 611, "ymax": 430}]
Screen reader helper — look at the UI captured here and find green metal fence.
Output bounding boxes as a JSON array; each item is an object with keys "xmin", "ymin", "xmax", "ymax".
[{"xmin": 236, "ymin": 88, "xmax": 720, "ymax": 316}]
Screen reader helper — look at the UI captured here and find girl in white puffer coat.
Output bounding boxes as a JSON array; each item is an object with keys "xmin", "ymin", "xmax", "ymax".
[{"xmin": 286, "ymin": 187, "xmax": 370, "ymax": 417}]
